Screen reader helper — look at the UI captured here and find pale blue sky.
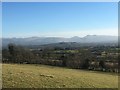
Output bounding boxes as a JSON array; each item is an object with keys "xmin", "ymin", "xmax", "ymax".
[{"xmin": 2, "ymin": 2, "xmax": 118, "ymax": 38}]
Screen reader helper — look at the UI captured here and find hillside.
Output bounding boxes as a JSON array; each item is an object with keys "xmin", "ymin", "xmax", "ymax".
[
  {"xmin": 2, "ymin": 64, "xmax": 118, "ymax": 88},
  {"xmin": 2, "ymin": 35, "xmax": 118, "ymax": 47}
]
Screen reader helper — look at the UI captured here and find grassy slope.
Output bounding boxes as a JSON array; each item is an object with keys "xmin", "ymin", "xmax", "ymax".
[{"xmin": 2, "ymin": 64, "xmax": 118, "ymax": 88}]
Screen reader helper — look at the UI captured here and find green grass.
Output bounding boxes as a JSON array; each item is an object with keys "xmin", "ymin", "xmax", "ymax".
[{"xmin": 2, "ymin": 64, "xmax": 118, "ymax": 88}]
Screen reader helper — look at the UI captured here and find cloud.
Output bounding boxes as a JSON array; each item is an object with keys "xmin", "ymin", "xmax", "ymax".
[
  {"xmin": 36, "ymin": 28, "xmax": 118, "ymax": 38},
  {"xmin": 3, "ymin": 28, "xmax": 118, "ymax": 38}
]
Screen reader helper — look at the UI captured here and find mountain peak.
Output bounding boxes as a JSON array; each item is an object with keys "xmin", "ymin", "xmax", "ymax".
[
  {"xmin": 71, "ymin": 36, "xmax": 80, "ymax": 38},
  {"xmin": 2, "ymin": 35, "xmax": 118, "ymax": 47}
]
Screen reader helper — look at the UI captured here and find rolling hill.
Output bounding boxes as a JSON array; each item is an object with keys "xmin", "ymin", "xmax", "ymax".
[
  {"xmin": 2, "ymin": 64, "xmax": 118, "ymax": 88},
  {"xmin": 2, "ymin": 35, "xmax": 118, "ymax": 47}
]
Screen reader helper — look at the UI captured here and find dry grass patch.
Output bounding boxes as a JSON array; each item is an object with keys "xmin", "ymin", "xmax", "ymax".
[{"xmin": 2, "ymin": 64, "xmax": 118, "ymax": 88}]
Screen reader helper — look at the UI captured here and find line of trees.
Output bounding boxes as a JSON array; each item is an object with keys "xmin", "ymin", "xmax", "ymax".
[{"xmin": 2, "ymin": 43, "xmax": 119, "ymax": 73}]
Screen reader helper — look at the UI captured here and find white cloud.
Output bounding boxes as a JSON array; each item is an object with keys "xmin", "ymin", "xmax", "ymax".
[
  {"xmin": 4, "ymin": 28, "xmax": 118, "ymax": 38},
  {"xmin": 36, "ymin": 28, "xmax": 118, "ymax": 38}
]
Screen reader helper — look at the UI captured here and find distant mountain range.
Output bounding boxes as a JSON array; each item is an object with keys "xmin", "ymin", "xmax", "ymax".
[{"xmin": 2, "ymin": 35, "xmax": 118, "ymax": 47}]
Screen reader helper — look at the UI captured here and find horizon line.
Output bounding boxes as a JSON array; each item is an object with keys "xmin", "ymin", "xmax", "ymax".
[{"xmin": 2, "ymin": 34, "xmax": 118, "ymax": 39}]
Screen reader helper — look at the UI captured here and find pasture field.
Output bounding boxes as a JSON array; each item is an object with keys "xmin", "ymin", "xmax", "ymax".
[{"xmin": 2, "ymin": 64, "xmax": 118, "ymax": 88}]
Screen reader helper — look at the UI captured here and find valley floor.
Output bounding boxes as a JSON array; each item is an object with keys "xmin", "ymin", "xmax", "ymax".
[{"xmin": 2, "ymin": 64, "xmax": 118, "ymax": 88}]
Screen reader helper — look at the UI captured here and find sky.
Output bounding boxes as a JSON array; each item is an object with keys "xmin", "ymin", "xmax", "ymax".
[{"xmin": 2, "ymin": 2, "xmax": 118, "ymax": 38}]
